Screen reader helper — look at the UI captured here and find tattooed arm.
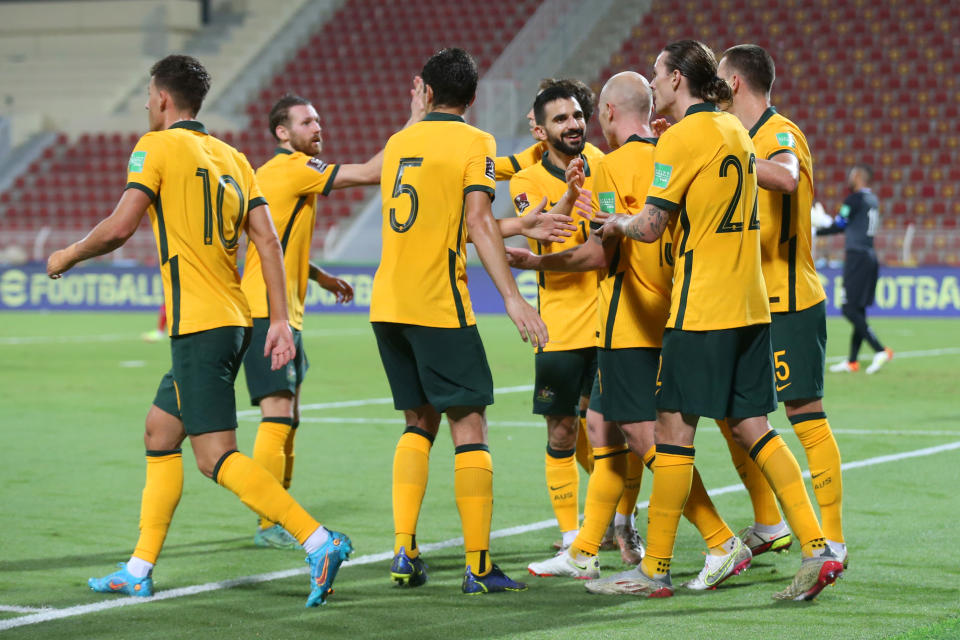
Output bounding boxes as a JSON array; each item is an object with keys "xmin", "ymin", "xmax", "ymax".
[{"xmin": 598, "ymin": 204, "xmax": 672, "ymax": 243}]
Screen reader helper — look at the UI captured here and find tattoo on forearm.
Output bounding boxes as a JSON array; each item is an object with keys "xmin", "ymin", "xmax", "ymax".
[{"xmin": 624, "ymin": 205, "xmax": 669, "ymax": 242}]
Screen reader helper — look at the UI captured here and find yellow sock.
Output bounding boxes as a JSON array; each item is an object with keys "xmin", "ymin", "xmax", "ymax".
[
  {"xmin": 640, "ymin": 445, "xmax": 655, "ymax": 469},
  {"xmin": 283, "ymin": 421, "xmax": 298, "ymax": 490},
  {"xmin": 545, "ymin": 446, "xmax": 579, "ymax": 534},
  {"xmin": 572, "ymin": 445, "xmax": 627, "ymax": 557},
  {"xmin": 393, "ymin": 427, "xmax": 433, "ymax": 558},
  {"xmin": 214, "ymin": 450, "xmax": 319, "ymax": 544},
  {"xmin": 617, "ymin": 451, "xmax": 644, "ymax": 517},
  {"xmin": 252, "ymin": 418, "xmax": 293, "ymax": 529},
  {"xmin": 717, "ymin": 419, "xmax": 782, "ymax": 526},
  {"xmin": 641, "ymin": 444, "xmax": 694, "ymax": 577},
  {"xmin": 575, "ymin": 412, "xmax": 594, "ymax": 473},
  {"xmin": 683, "ymin": 467, "xmax": 735, "ymax": 551},
  {"xmin": 132, "ymin": 450, "xmax": 184, "ymax": 564},
  {"xmin": 750, "ymin": 431, "xmax": 826, "ymax": 557},
  {"xmin": 455, "ymin": 445, "xmax": 493, "ymax": 576},
  {"xmin": 791, "ymin": 412, "xmax": 844, "ymax": 543}
]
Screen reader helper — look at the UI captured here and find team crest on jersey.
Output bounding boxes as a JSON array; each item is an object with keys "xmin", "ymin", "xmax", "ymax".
[
  {"xmin": 514, "ymin": 192, "xmax": 531, "ymax": 213},
  {"xmin": 307, "ymin": 157, "xmax": 329, "ymax": 173},
  {"xmin": 536, "ymin": 385, "xmax": 556, "ymax": 403},
  {"xmin": 775, "ymin": 132, "xmax": 796, "ymax": 148},
  {"xmin": 485, "ymin": 156, "xmax": 495, "ymax": 181},
  {"xmin": 128, "ymin": 151, "xmax": 146, "ymax": 173}
]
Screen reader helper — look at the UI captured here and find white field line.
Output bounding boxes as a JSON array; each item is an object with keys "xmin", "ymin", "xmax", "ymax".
[
  {"xmin": 0, "ymin": 606, "xmax": 51, "ymax": 614},
  {"xmin": 0, "ymin": 327, "xmax": 368, "ymax": 346},
  {"xmin": 2, "ymin": 439, "xmax": 958, "ymax": 632},
  {"xmin": 236, "ymin": 385, "xmax": 535, "ymax": 418}
]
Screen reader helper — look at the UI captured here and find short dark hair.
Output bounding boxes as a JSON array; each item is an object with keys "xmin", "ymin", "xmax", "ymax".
[
  {"xmin": 722, "ymin": 44, "xmax": 776, "ymax": 96},
  {"xmin": 662, "ymin": 39, "xmax": 733, "ymax": 105},
  {"xmin": 533, "ymin": 85, "xmax": 577, "ymax": 126},
  {"xmin": 421, "ymin": 48, "xmax": 478, "ymax": 110},
  {"xmin": 853, "ymin": 163, "xmax": 875, "ymax": 182},
  {"xmin": 268, "ymin": 94, "xmax": 311, "ymax": 140},
  {"xmin": 538, "ymin": 78, "xmax": 595, "ymax": 123},
  {"xmin": 150, "ymin": 54, "xmax": 210, "ymax": 115}
]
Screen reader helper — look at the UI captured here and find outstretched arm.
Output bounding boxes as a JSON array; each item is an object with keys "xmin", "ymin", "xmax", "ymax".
[
  {"xmin": 47, "ymin": 188, "xmax": 151, "ymax": 278},
  {"xmin": 756, "ymin": 153, "xmax": 799, "ymax": 193},
  {"xmin": 464, "ymin": 190, "xmax": 548, "ymax": 347},
  {"xmin": 506, "ymin": 234, "xmax": 609, "ymax": 272},
  {"xmin": 330, "ymin": 76, "xmax": 427, "ymax": 189}
]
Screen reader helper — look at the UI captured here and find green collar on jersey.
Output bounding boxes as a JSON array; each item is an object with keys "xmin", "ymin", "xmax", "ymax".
[
  {"xmin": 275, "ymin": 147, "xmax": 293, "ymax": 155},
  {"xmin": 424, "ymin": 112, "xmax": 465, "ymax": 122},
  {"xmin": 748, "ymin": 106, "xmax": 778, "ymax": 138},
  {"xmin": 541, "ymin": 150, "xmax": 591, "ymax": 182},
  {"xmin": 625, "ymin": 134, "xmax": 657, "ymax": 145},
  {"xmin": 168, "ymin": 120, "xmax": 207, "ymax": 133},
  {"xmin": 684, "ymin": 102, "xmax": 719, "ymax": 117}
]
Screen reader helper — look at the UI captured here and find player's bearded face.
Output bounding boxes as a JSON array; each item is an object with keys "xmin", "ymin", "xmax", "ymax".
[
  {"xmin": 543, "ymin": 98, "xmax": 586, "ymax": 157},
  {"xmin": 145, "ymin": 78, "xmax": 164, "ymax": 132},
  {"xmin": 285, "ymin": 105, "xmax": 323, "ymax": 155}
]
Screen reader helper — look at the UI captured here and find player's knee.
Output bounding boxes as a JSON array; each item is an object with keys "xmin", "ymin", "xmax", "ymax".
[{"xmin": 547, "ymin": 416, "xmax": 578, "ymax": 449}]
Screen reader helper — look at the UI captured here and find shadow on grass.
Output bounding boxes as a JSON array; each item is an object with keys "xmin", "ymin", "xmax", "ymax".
[{"xmin": 0, "ymin": 537, "xmax": 250, "ymax": 573}]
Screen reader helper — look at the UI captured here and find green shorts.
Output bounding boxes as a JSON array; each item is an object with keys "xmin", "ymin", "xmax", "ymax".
[
  {"xmin": 657, "ymin": 325, "xmax": 777, "ymax": 420},
  {"xmin": 594, "ymin": 347, "xmax": 660, "ymax": 423},
  {"xmin": 533, "ymin": 348, "xmax": 597, "ymax": 416},
  {"xmin": 152, "ymin": 326, "xmax": 251, "ymax": 435},
  {"xmin": 770, "ymin": 300, "xmax": 826, "ymax": 402},
  {"xmin": 372, "ymin": 322, "xmax": 494, "ymax": 413},
  {"xmin": 588, "ymin": 369, "xmax": 602, "ymax": 413},
  {"xmin": 242, "ymin": 318, "xmax": 308, "ymax": 405}
]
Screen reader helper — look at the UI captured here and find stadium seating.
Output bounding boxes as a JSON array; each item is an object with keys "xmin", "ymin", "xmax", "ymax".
[
  {"xmin": 0, "ymin": 0, "xmax": 540, "ymax": 262},
  {"xmin": 587, "ymin": 0, "xmax": 959, "ymax": 265},
  {"xmin": 1, "ymin": 0, "xmax": 956, "ymax": 265}
]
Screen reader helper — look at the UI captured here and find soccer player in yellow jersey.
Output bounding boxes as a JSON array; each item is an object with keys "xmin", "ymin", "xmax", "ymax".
[
  {"xmin": 717, "ymin": 45, "xmax": 847, "ymax": 566},
  {"xmin": 370, "ymin": 48, "xmax": 547, "ymax": 594},
  {"xmin": 509, "ymin": 85, "xmax": 600, "ymax": 555},
  {"xmin": 494, "ymin": 78, "xmax": 605, "ymax": 181},
  {"xmin": 46, "ymin": 55, "xmax": 351, "ymax": 608},
  {"xmin": 590, "ymin": 40, "xmax": 843, "ymax": 601},
  {"xmin": 513, "ymin": 72, "xmax": 751, "ymax": 590},
  {"xmin": 240, "ymin": 89, "xmax": 424, "ymax": 549}
]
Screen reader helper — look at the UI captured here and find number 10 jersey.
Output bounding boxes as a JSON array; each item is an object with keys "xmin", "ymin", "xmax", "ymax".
[
  {"xmin": 371, "ymin": 112, "xmax": 496, "ymax": 328},
  {"xmin": 126, "ymin": 120, "xmax": 265, "ymax": 336}
]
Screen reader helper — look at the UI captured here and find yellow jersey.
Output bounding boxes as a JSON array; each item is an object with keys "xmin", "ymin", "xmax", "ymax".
[
  {"xmin": 510, "ymin": 152, "xmax": 598, "ymax": 352},
  {"xmin": 591, "ymin": 136, "xmax": 673, "ymax": 349},
  {"xmin": 126, "ymin": 120, "xmax": 264, "ymax": 336},
  {"xmin": 495, "ymin": 140, "xmax": 604, "ymax": 181},
  {"xmin": 750, "ymin": 107, "xmax": 825, "ymax": 313},
  {"xmin": 370, "ymin": 112, "xmax": 496, "ymax": 328},
  {"xmin": 645, "ymin": 103, "xmax": 769, "ymax": 330},
  {"xmin": 240, "ymin": 148, "xmax": 340, "ymax": 330}
]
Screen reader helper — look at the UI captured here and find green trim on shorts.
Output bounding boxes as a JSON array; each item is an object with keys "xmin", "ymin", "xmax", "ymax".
[
  {"xmin": 596, "ymin": 347, "xmax": 660, "ymax": 423},
  {"xmin": 169, "ymin": 326, "xmax": 250, "ymax": 435},
  {"xmin": 533, "ymin": 348, "xmax": 597, "ymax": 417},
  {"xmin": 243, "ymin": 318, "xmax": 307, "ymax": 405},
  {"xmin": 770, "ymin": 300, "xmax": 826, "ymax": 402},
  {"xmin": 657, "ymin": 325, "xmax": 777, "ymax": 419},
  {"xmin": 372, "ymin": 322, "xmax": 493, "ymax": 413}
]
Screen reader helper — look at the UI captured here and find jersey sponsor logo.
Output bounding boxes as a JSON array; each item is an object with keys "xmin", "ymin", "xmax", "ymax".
[
  {"xmin": 514, "ymin": 192, "xmax": 531, "ymax": 213},
  {"xmin": 598, "ymin": 191, "xmax": 616, "ymax": 214},
  {"xmin": 128, "ymin": 151, "xmax": 147, "ymax": 173},
  {"xmin": 652, "ymin": 162, "xmax": 672, "ymax": 188},
  {"xmin": 306, "ymin": 157, "xmax": 329, "ymax": 173},
  {"xmin": 775, "ymin": 132, "xmax": 796, "ymax": 148},
  {"xmin": 485, "ymin": 156, "xmax": 495, "ymax": 181}
]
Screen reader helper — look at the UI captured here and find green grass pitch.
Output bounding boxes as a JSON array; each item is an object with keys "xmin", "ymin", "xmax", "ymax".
[{"xmin": 1, "ymin": 312, "xmax": 958, "ymax": 639}]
